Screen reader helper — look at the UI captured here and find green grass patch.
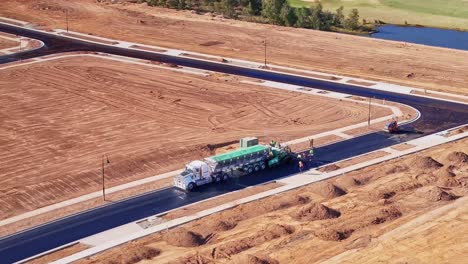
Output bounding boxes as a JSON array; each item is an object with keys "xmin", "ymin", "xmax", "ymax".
[{"xmin": 287, "ymin": 0, "xmax": 468, "ymax": 29}]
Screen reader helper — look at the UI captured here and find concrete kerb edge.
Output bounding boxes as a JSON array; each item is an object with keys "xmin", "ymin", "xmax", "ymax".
[
  {"xmin": 15, "ymin": 241, "xmax": 79, "ymax": 264},
  {"xmin": 52, "ymin": 129, "xmax": 468, "ymax": 264}
]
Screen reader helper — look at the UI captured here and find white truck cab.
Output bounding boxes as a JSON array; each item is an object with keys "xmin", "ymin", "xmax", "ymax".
[{"xmin": 174, "ymin": 160, "xmax": 212, "ymax": 191}]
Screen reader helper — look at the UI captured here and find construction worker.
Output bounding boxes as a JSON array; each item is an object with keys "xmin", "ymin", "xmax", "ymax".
[
  {"xmin": 309, "ymin": 147, "xmax": 315, "ymax": 162},
  {"xmin": 298, "ymin": 160, "xmax": 304, "ymax": 173},
  {"xmin": 270, "ymin": 140, "xmax": 277, "ymax": 147},
  {"xmin": 297, "ymin": 153, "xmax": 302, "ymax": 161}
]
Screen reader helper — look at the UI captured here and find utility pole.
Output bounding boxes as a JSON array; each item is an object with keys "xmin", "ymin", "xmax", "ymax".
[
  {"xmin": 264, "ymin": 37, "xmax": 267, "ymax": 68},
  {"xmin": 102, "ymin": 155, "xmax": 110, "ymax": 201},
  {"xmin": 66, "ymin": 9, "xmax": 69, "ymax": 32},
  {"xmin": 368, "ymin": 96, "xmax": 372, "ymax": 126}
]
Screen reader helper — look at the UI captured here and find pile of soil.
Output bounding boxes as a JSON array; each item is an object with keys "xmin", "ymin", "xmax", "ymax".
[
  {"xmin": 292, "ymin": 202, "xmax": 341, "ymax": 221},
  {"xmin": 215, "ymin": 224, "xmax": 295, "ymax": 258},
  {"xmin": 371, "ymin": 206, "xmax": 403, "ymax": 224},
  {"xmin": 412, "ymin": 156, "xmax": 443, "ymax": 170},
  {"xmin": 415, "ymin": 186, "xmax": 458, "ymax": 202},
  {"xmin": 162, "ymin": 228, "xmax": 206, "ymax": 247},
  {"xmin": 214, "ymin": 219, "xmax": 237, "ymax": 231},
  {"xmin": 386, "ymin": 164, "xmax": 408, "ymax": 174},
  {"xmin": 315, "ymin": 228, "xmax": 354, "ymax": 241},
  {"xmin": 247, "ymin": 254, "xmax": 280, "ymax": 264},
  {"xmin": 435, "ymin": 167, "xmax": 456, "ymax": 178},
  {"xmin": 447, "ymin": 151, "xmax": 468, "ymax": 165},
  {"xmin": 334, "ymin": 176, "xmax": 361, "ymax": 190},
  {"xmin": 308, "ymin": 182, "xmax": 347, "ymax": 198}
]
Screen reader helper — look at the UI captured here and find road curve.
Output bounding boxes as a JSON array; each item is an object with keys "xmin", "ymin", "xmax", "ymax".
[{"xmin": 0, "ymin": 22, "xmax": 467, "ymax": 263}]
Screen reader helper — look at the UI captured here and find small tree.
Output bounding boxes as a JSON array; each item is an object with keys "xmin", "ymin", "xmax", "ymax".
[
  {"xmin": 310, "ymin": 2, "xmax": 323, "ymax": 30},
  {"xmin": 262, "ymin": 0, "xmax": 286, "ymax": 24},
  {"xmin": 334, "ymin": 5, "xmax": 344, "ymax": 27},
  {"xmin": 280, "ymin": 4, "xmax": 297, "ymax": 26},
  {"xmin": 220, "ymin": 0, "xmax": 237, "ymax": 18},
  {"xmin": 294, "ymin": 7, "xmax": 311, "ymax": 28},
  {"xmin": 345, "ymin": 8, "xmax": 360, "ymax": 30}
]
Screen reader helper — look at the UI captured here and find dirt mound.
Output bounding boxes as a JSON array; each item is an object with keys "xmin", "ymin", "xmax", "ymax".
[
  {"xmin": 308, "ymin": 182, "xmax": 347, "ymax": 198},
  {"xmin": 247, "ymin": 254, "xmax": 279, "ymax": 264},
  {"xmin": 214, "ymin": 219, "xmax": 237, "ymax": 231},
  {"xmin": 447, "ymin": 151, "xmax": 468, "ymax": 164},
  {"xmin": 386, "ymin": 164, "xmax": 408, "ymax": 174},
  {"xmin": 320, "ymin": 164, "xmax": 340, "ymax": 172},
  {"xmin": 292, "ymin": 202, "xmax": 341, "ymax": 221},
  {"xmin": 371, "ymin": 206, "xmax": 402, "ymax": 224},
  {"xmin": 334, "ymin": 176, "xmax": 361, "ymax": 190},
  {"xmin": 415, "ymin": 186, "xmax": 459, "ymax": 202},
  {"xmin": 214, "ymin": 224, "xmax": 295, "ymax": 258},
  {"xmin": 315, "ymin": 228, "xmax": 354, "ymax": 241},
  {"xmin": 162, "ymin": 228, "xmax": 205, "ymax": 247},
  {"xmin": 412, "ymin": 156, "xmax": 443, "ymax": 170},
  {"xmin": 435, "ymin": 167, "xmax": 456, "ymax": 178},
  {"xmin": 106, "ymin": 246, "xmax": 160, "ymax": 264}
]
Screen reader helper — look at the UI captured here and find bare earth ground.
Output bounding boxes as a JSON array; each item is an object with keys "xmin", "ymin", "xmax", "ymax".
[
  {"xmin": 0, "ymin": 1, "xmax": 468, "ymax": 95},
  {"xmin": 0, "ymin": 38, "xmax": 16, "ymax": 50},
  {"xmin": 77, "ymin": 138, "xmax": 468, "ymax": 264},
  {"xmin": 0, "ymin": 55, "xmax": 390, "ymax": 220}
]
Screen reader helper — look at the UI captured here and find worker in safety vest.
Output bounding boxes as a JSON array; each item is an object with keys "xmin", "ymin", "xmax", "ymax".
[
  {"xmin": 297, "ymin": 153, "xmax": 302, "ymax": 161},
  {"xmin": 270, "ymin": 140, "xmax": 277, "ymax": 147},
  {"xmin": 309, "ymin": 147, "xmax": 315, "ymax": 162}
]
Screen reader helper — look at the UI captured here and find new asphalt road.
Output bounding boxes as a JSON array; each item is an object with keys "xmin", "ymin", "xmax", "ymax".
[{"xmin": 0, "ymin": 22, "xmax": 467, "ymax": 263}]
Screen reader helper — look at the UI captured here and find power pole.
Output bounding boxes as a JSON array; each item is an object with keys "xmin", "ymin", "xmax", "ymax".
[
  {"xmin": 66, "ymin": 9, "xmax": 69, "ymax": 32},
  {"xmin": 101, "ymin": 155, "xmax": 110, "ymax": 201},
  {"xmin": 264, "ymin": 37, "xmax": 267, "ymax": 68}
]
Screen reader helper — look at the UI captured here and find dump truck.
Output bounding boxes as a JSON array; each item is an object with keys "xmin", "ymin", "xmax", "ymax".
[
  {"xmin": 174, "ymin": 139, "xmax": 292, "ymax": 191},
  {"xmin": 385, "ymin": 118, "xmax": 399, "ymax": 133}
]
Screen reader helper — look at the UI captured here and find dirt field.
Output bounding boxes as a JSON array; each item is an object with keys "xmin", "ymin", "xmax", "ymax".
[
  {"xmin": 1, "ymin": 1, "xmax": 468, "ymax": 95},
  {"xmin": 0, "ymin": 37, "xmax": 17, "ymax": 50},
  {"xmin": 0, "ymin": 55, "xmax": 391, "ymax": 220},
  {"xmin": 78, "ymin": 138, "xmax": 468, "ymax": 264}
]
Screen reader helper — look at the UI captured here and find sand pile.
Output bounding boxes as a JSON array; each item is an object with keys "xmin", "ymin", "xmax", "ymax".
[
  {"xmin": 315, "ymin": 228, "xmax": 354, "ymax": 241},
  {"xmin": 308, "ymin": 182, "xmax": 347, "ymax": 198},
  {"xmin": 415, "ymin": 186, "xmax": 458, "ymax": 202},
  {"xmin": 447, "ymin": 151, "xmax": 468, "ymax": 165},
  {"xmin": 247, "ymin": 254, "xmax": 280, "ymax": 264},
  {"xmin": 214, "ymin": 219, "xmax": 237, "ymax": 231},
  {"xmin": 215, "ymin": 224, "xmax": 295, "ymax": 258},
  {"xmin": 162, "ymin": 228, "xmax": 205, "ymax": 247},
  {"xmin": 292, "ymin": 202, "xmax": 341, "ymax": 221},
  {"xmin": 435, "ymin": 167, "xmax": 456, "ymax": 178},
  {"xmin": 412, "ymin": 156, "xmax": 443, "ymax": 170},
  {"xmin": 386, "ymin": 164, "xmax": 408, "ymax": 174},
  {"xmin": 334, "ymin": 176, "xmax": 361, "ymax": 190},
  {"xmin": 371, "ymin": 206, "xmax": 402, "ymax": 224}
]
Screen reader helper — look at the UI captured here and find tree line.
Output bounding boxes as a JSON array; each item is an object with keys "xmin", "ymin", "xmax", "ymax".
[{"xmin": 146, "ymin": 0, "xmax": 371, "ymax": 33}]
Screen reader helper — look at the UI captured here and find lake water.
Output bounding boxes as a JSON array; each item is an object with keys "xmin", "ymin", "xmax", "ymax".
[{"xmin": 371, "ymin": 25, "xmax": 468, "ymax": 51}]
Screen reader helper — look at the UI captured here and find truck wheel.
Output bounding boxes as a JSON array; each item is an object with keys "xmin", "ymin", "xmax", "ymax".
[
  {"xmin": 254, "ymin": 165, "xmax": 260, "ymax": 171},
  {"xmin": 222, "ymin": 173, "xmax": 229, "ymax": 181},
  {"xmin": 215, "ymin": 175, "xmax": 222, "ymax": 183},
  {"xmin": 187, "ymin": 182, "xmax": 195, "ymax": 191},
  {"xmin": 261, "ymin": 163, "xmax": 266, "ymax": 170},
  {"xmin": 247, "ymin": 167, "xmax": 253, "ymax": 174}
]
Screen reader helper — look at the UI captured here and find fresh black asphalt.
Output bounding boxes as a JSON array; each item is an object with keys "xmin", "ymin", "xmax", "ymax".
[{"xmin": 0, "ymin": 22, "xmax": 467, "ymax": 263}]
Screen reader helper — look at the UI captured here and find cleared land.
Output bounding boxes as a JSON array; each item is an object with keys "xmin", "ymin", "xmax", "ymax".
[
  {"xmin": 1, "ymin": 1, "xmax": 468, "ymax": 95},
  {"xmin": 0, "ymin": 37, "xmax": 17, "ymax": 50},
  {"xmin": 0, "ymin": 55, "xmax": 391, "ymax": 220},
  {"xmin": 78, "ymin": 138, "xmax": 468, "ymax": 264},
  {"xmin": 293, "ymin": 0, "xmax": 468, "ymax": 30}
]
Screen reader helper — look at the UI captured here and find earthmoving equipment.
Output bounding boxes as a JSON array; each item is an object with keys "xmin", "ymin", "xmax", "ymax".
[
  {"xmin": 385, "ymin": 118, "xmax": 399, "ymax": 133},
  {"xmin": 174, "ymin": 138, "xmax": 293, "ymax": 191}
]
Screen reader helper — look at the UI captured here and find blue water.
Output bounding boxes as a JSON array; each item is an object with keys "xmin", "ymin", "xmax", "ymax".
[{"xmin": 371, "ymin": 25, "xmax": 468, "ymax": 51}]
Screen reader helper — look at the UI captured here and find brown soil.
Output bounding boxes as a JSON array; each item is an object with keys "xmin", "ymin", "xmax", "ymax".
[
  {"xmin": 1, "ymin": 1, "xmax": 468, "ymax": 95},
  {"xmin": 0, "ymin": 37, "xmax": 17, "ymax": 50},
  {"xmin": 412, "ymin": 156, "xmax": 444, "ymax": 170},
  {"xmin": 447, "ymin": 151, "xmax": 468, "ymax": 165},
  {"xmin": 415, "ymin": 186, "xmax": 458, "ymax": 202},
  {"xmin": 444, "ymin": 125, "xmax": 468, "ymax": 137},
  {"xmin": 0, "ymin": 55, "xmax": 388, "ymax": 220},
  {"xmin": 162, "ymin": 228, "xmax": 206, "ymax": 247},
  {"xmin": 291, "ymin": 202, "xmax": 341, "ymax": 221},
  {"xmin": 306, "ymin": 182, "xmax": 347, "ymax": 198},
  {"xmin": 319, "ymin": 164, "xmax": 341, "ymax": 173},
  {"xmin": 334, "ymin": 151, "xmax": 389, "ymax": 169}
]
